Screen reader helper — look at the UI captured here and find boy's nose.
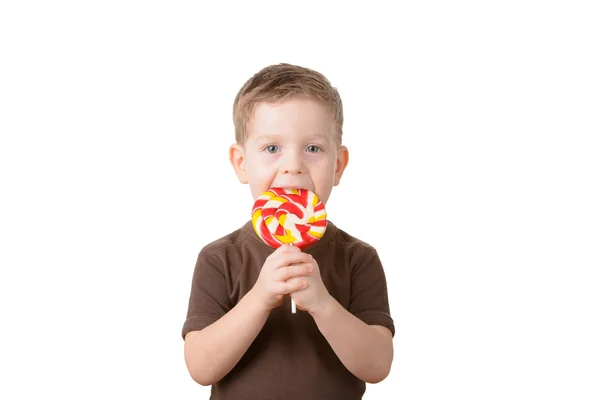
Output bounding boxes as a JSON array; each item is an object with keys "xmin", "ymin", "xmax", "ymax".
[
  {"xmin": 282, "ymin": 167, "xmax": 303, "ymax": 174},
  {"xmin": 279, "ymin": 152, "xmax": 304, "ymax": 174}
]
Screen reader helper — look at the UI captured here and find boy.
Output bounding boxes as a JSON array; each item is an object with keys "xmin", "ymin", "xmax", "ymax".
[{"xmin": 182, "ymin": 63, "xmax": 394, "ymax": 399}]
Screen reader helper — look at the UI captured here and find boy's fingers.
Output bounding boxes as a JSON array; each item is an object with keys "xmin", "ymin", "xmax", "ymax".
[
  {"xmin": 267, "ymin": 245, "xmax": 302, "ymax": 265},
  {"xmin": 273, "ymin": 244, "xmax": 300, "ymax": 255},
  {"xmin": 272, "ymin": 279, "xmax": 306, "ymax": 295},
  {"xmin": 277, "ymin": 264, "xmax": 313, "ymax": 281},
  {"xmin": 281, "ymin": 279, "xmax": 307, "ymax": 294},
  {"xmin": 273, "ymin": 251, "xmax": 313, "ymax": 268}
]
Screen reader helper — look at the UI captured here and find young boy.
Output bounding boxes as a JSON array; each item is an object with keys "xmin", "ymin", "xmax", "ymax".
[{"xmin": 182, "ymin": 63, "xmax": 394, "ymax": 399}]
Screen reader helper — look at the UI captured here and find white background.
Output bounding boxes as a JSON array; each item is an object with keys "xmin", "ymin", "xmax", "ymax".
[{"xmin": 1, "ymin": 1, "xmax": 599, "ymax": 399}]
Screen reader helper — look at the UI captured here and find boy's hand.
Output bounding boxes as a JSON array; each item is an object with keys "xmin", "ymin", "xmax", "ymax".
[
  {"xmin": 288, "ymin": 257, "xmax": 333, "ymax": 315},
  {"xmin": 251, "ymin": 244, "xmax": 314, "ymax": 312}
]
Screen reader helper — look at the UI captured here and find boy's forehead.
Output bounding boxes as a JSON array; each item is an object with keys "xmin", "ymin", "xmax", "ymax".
[{"xmin": 247, "ymin": 98, "xmax": 336, "ymax": 141}]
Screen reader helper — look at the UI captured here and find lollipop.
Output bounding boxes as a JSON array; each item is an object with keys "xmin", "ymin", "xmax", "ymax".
[{"xmin": 251, "ymin": 188, "xmax": 327, "ymax": 313}]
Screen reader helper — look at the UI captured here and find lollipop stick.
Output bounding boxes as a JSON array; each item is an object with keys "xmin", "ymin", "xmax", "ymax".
[{"xmin": 290, "ymin": 243, "xmax": 297, "ymax": 314}]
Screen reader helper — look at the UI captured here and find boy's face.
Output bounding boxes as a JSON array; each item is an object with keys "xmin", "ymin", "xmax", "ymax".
[{"xmin": 230, "ymin": 96, "xmax": 349, "ymax": 205}]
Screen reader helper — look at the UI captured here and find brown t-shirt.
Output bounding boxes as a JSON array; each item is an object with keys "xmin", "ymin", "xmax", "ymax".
[{"xmin": 182, "ymin": 220, "xmax": 394, "ymax": 400}]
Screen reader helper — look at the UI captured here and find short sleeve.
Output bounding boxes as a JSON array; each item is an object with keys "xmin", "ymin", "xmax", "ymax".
[
  {"xmin": 348, "ymin": 248, "xmax": 395, "ymax": 337},
  {"xmin": 181, "ymin": 250, "xmax": 232, "ymax": 339}
]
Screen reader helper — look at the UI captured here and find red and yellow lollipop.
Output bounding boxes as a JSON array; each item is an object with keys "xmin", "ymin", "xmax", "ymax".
[
  {"xmin": 252, "ymin": 188, "xmax": 327, "ymax": 250},
  {"xmin": 252, "ymin": 188, "xmax": 327, "ymax": 312}
]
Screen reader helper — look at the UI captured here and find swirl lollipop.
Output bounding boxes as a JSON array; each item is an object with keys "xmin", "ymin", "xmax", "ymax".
[{"xmin": 251, "ymin": 188, "xmax": 327, "ymax": 312}]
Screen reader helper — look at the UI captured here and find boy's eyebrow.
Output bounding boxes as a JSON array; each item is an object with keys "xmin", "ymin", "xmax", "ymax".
[
  {"xmin": 253, "ymin": 133, "xmax": 331, "ymax": 142},
  {"xmin": 252, "ymin": 134, "xmax": 281, "ymax": 142},
  {"xmin": 305, "ymin": 133, "xmax": 331, "ymax": 142}
]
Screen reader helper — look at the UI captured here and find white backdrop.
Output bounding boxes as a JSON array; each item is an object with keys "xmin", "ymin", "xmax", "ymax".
[{"xmin": 1, "ymin": 1, "xmax": 599, "ymax": 399}]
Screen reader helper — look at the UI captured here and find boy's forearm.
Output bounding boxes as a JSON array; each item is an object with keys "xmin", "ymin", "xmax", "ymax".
[
  {"xmin": 184, "ymin": 289, "xmax": 270, "ymax": 386},
  {"xmin": 310, "ymin": 298, "xmax": 393, "ymax": 384}
]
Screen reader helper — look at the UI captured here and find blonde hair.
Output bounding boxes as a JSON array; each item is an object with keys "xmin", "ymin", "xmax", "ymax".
[{"xmin": 232, "ymin": 63, "xmax": 343, "ymax": 145}]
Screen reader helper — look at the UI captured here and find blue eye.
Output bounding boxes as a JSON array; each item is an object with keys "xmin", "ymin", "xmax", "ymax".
[
  {"xmin": 265, "ymin": 145, "xmax": 280, "ymax": 154},
  {"xmin": 307, "ymin": 145, "xmax": 321, "ymax": 153}
]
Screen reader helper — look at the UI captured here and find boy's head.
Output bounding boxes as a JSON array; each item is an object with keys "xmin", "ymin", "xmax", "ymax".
[{"xmin": 229, "ymin": 63, "xmax": 349, "ymax": 206}]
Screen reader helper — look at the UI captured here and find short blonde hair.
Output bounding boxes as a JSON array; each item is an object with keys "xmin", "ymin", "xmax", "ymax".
[{"xmin": 233, "ymin": 63, "xmax": 343, "ymax": 145}]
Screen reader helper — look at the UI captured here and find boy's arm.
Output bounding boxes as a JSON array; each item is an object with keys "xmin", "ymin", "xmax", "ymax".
[
  {"xmin": 184, "ymin": 245, "xmax": 314, "ymax": 386},
  {"xmin": 290, "ymin": 247, "xmax": 394, "ymax": 383},
  {"xmin": 311, "ymin": 299, "xmax": 394, "ymax": 384},
  {"xmin": 184, "ymin": 288, "xmax": 269, "ymax": 386}
]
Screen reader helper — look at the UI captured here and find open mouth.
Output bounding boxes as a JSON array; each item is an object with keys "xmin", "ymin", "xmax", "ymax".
[{"xmin": 274, "ymin": 186, "xmax": 311, "ymax": 191}]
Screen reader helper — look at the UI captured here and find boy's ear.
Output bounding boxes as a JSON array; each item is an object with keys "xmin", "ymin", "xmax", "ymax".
[
  {"xmin": 229, "ymin": 144, "xmax": 248, "ymax": 184},
  {"xmin": 334, "ymin": 145, "xmax": 349, "ymax": 186}
]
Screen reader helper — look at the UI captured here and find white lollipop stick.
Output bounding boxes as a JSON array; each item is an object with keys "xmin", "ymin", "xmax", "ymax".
[{"xmin": 291, "ymin": 299, "xmax": 296, "ymax": 313}]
